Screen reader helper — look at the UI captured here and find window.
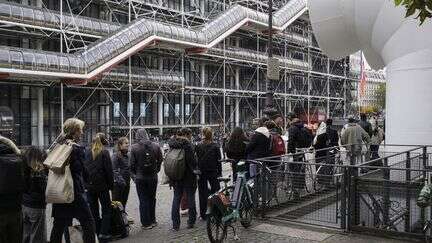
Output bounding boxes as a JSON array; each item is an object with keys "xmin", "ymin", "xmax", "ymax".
[
  {"xmin": 140, "ymin": 103, "xmax": 146, "ymax": 117},
  {"xmin": 114, "ymin": 102, "xmax": 120, "ymax": 118},
  {"xmin": 127, "ymin": 103, "xmax": 133, "ymax": 117},
  {"xmin": 175, "ymin": 104, "xmax": 180, "ymax": 117},
  {"xmin": 164, "ymin": 104, "xmax": 169, "ymax": 117},
  {"xmin": 185, "ymin": 104, "xmax": 190, "ymax": 116}
]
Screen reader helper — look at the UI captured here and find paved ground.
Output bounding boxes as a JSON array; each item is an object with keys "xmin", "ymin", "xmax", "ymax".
[{"xmin": 47, "ymin": 164, "xmax": 411, "ymax": 243}]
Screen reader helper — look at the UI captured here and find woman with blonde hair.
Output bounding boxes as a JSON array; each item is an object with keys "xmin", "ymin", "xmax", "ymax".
[
  {"xmin": 84, "ymin": 132, "xmax": 114, "ymax": 241},
  {"xmin": 195, "ymin": 127, "xmax": 221, "ymax": 220},
  {"xmin": 50, "ymin": 118, "xmax": 96, "ymax": 243}
]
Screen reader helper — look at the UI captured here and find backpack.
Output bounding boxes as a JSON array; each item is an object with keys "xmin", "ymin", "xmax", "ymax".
[
  {"xmin": 110, "ymin": 201, "xmax": 129, "ymax": 238},
  {"xmin": 138, "ymin": 142, "xmax": 157, "ymax": 175},
  {"xmin": 84, "ymin": 150, "xmax": 108, "ymax": 189},
  {"xmin": 271, "ymin": 134, "xmax": 286, "ymax": 156},
  {"xmin": 164, "ymin": 148, "xmax": 185, "ymax": 181},
  {"xmin": 297, "ymin": 127, "xmax": 313, "ymax": 148},
  {"xmin": 0, "ymin": 153, "xmax": 24, "ymax": 194}
]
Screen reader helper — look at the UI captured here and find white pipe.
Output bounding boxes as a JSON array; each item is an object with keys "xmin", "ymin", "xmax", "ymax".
[{"xmin": 309, "ymin": 0, "xmax": 432, "ymax": 145}]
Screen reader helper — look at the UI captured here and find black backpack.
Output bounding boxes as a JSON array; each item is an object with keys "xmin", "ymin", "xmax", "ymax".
[
  {"xmin": 110, "ymin": 201, "xmax": 129, "ymax": 238},
  {"xmin": 138, "ymin": 142, "xmax": 156, "ymax": 175}
]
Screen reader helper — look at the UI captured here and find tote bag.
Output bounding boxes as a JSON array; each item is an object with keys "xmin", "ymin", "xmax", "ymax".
[
  {"xmin": 44, "ymin": 141, "xmax": 74, "ymax": 174},
  {"xmin": 46, "ymin": 165, "xmax": 74, "ymax": 204}
]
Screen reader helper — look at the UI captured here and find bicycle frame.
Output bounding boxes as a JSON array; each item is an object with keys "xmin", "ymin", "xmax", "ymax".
[{"xmin": 221, "ymin": 170, "xmax": 253, "ymax": 224}]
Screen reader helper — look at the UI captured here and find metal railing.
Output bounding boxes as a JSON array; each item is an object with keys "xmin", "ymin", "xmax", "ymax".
[{"xmin": 251, "ymin": 144, "xmax": 432, "ymax": 241}]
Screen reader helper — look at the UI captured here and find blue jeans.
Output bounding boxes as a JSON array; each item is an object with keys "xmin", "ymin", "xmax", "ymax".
[
  {"xmin": 87, "ymin": 190, "xmax": 112, "ymax": 236},
  {"xmin": 135, "ymin": 176, "xmax": 158, "ymax": 227},
  {"xmin": 171, "ymin": 183, "xmax": 197, "ymax": 229}
]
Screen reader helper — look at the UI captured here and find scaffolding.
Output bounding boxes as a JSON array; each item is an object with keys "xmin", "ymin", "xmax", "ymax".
[{"xmin": 0, "ymin": 0, "xmax": 384, "ymax": 146}]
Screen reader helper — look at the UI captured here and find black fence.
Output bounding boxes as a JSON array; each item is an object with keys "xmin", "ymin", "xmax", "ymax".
[{"xmin": 252, "ymin": 144, "xmax": 432, "ymax": 241}]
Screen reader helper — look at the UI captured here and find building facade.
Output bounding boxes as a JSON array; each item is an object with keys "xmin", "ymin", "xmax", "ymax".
[{"xmin": 0, "ymin": 0, "xmax": 384, "ymax": 146}]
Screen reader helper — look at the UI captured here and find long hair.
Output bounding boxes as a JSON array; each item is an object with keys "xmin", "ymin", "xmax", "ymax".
[
  {"xmin": 91, "ymin": 133, "xmax": 108, "ymax": 160},
  {"xmin": 227, "ymin": 127, "xmax": 247, "ymax": 151},
  {"xmin": 116, "ymin": 137, "xmax": 129, "ymax": 156},
  {"xmin": 24, "ymin": 146, "xmax": 46, "ymax": 172},
  {"xmin": 202, "ymin": 127, "xmax": 213, "ymax": 143}
]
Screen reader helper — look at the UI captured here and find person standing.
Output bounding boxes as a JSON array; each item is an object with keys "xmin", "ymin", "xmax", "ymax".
[
  {"xmin": 358, "ymin": 113, "xmax": 373, "ymax": 138},
  {"xmin": 340, "ymin": 117, "xmax": 371, "ymax": 165},
  {"xmin": 168, "ymin": 128, "xmax": 198, "ymax": 231},
  {"xmin": 0, "ymin": 133, "xmax": 24, "ymax": 243},
  {"xmin": 246, "ymin": 117, "xmax": 272, "ymax": 177},
  {"xmin": 112, "ymin": 137, "xmax": 131, "ymax": 209},
  {"xmin": 130, "ymin": 129, "xmax": 162, "ymax": 229},
  {"xmin": 224, "ymin": 127, "xmax": 248, "ymax": 181},
  {"xmin": 195, "ymin": 127, "xmax": 221, "ymax": 220},
  {"xmin": 22, "ymin": 147, "xmax": 48, "ymax": 243},
  {"xmin": 50, "ymin": 118, "xmax": 96, "ymax": 243},
  {"xmin": 287, "ymin": 118, "xmax": 313, "ymax": 197},
  {"xmin": 370, "ymin": 122, "xmax": 384, "ymax": 166},
  {"xmin": 84, "ymin": 133, "xmax": 114, "ymax": 241}
]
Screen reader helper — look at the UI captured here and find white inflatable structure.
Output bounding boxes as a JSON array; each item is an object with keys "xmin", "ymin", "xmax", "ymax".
[{"xmin": 308, "ymin": 0, "xmax": 432, "ymax": 145}]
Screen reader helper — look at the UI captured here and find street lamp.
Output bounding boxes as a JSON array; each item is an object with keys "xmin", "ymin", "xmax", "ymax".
[{"xmin": 263, "ymin": 0, "xmax": 279, "ymax": 118}]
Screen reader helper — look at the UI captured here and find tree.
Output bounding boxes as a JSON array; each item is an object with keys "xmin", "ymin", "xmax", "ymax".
[
  {"xmin": 394, "ymin": 0, "xmax": 432, "ymax": 25},
  {"xmin": 375, "ymin": 83, "xmax": 386, "ymax": 111}
]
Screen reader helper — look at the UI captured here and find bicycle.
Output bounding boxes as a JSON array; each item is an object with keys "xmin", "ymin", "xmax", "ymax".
[{"xmin": 206, "ymin": 159, "xmax": 260, "ymax": 243}]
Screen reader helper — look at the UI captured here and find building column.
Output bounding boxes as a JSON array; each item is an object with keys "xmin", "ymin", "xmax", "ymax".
[
  {"xmin": 158, "ymin": 58, "xmax": 164, "ymax": 135},
  {"xmin": 235, "ymin": 67, "xmax": 240, "ymax": 127},
  {"xmin": 31, "ymin": 88, "xmax": 44, "ymax": 146},
  {"xmin": 200, "ymin": 64, "xmax": 206, "ymax": 125}
]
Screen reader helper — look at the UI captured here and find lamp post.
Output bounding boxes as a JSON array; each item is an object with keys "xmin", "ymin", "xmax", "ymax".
[{"xmin": 263, "ymin": 0, "xmax": 279, "ymax": 118}]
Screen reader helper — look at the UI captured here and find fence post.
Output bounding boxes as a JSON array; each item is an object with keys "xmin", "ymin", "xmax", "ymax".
[
  {"xmin": 382, "ymin": 157, "xmax": 390, "ymax": 227},
  {"xmin": 405, "ymin": 151, "xmax": 411, "ymax": 233},
  {"xmin": 341, "ymin": 167, "xmax": 347, "ymax": 230}
]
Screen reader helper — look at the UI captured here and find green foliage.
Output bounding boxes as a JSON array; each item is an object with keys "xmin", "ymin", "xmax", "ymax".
[{"xmin": 394, "ymin": 0, "xmax": 432, "ymax": 25}]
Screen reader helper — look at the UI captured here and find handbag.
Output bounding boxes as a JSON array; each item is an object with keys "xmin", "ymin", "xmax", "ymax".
[
  {"xmin": 46, "ymin": 165, "xmax": 74, "ymax": 204},
  {"xmin": 44, "ymin": 140, "xmax": 75, "ymax": 174}
]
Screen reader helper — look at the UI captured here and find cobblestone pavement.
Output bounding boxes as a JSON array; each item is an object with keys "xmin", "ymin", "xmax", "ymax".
[{"xmin": 47, "ymin": 164, "xmax": 408, "ymax": 243}]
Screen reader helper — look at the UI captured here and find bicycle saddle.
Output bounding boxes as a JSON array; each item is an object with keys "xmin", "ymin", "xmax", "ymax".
[{"xmin": 217, "ymin": 176, "xmax": 231, "ymax": 183}]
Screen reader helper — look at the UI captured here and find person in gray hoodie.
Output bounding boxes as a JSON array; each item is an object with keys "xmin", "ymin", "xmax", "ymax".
[
  {"xmin": 340, "ymin": 117, "xmax": 371, "ymax": 164},
  {"xmin": 130, "ymin": 129, "xmax": 162, "ymax": 229}
]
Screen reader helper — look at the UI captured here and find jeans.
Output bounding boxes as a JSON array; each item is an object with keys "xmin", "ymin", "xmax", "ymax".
[
  {"xmin": 112, "ymin": 182, "xmax": 130, "ymax": 209},
  {"xmin": 87, "ymin": 190, "xmax": 112, "ymax": 236},
  {"xmin": 198, "ymin": 174, "xmax": 220, "ymax": 218},
  {"xmin": 22, "ymin": 206, "xmax": 46, "ymax": 243},
  {"xmin": 171, "ymin": 183, "xmax": 197, "ymax": 229},
  {"xmin": 50, "ymin": 217, "xmax": 95, "ymax": 243},
  {"xmin": 135, "ymin": 176, "xmax": 158, "ymax": 227},
  {"xmin": 0, "ymin": 211, "xmax": 22, "ymax": 243}
]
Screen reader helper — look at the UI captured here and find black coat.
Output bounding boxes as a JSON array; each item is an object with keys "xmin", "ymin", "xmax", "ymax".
[
  {"xmin": 84, "ymin": 149, "xmax": 114, "ymax": 192},
  {"xmin": 22, "ymin": 166, "xmax": 48, "ymax": 209},
  {"xmin": 52, "ymin": 144, "xmax": 93, "ymax": 220},
  {"xmin": 359, "ymin": 120, "xmax": 373, "ymax": 137},
  {"xmin": 130, "ymin": 140, "xmax": 162, "ymax": 180},
  {"xmin": 245, "ymin": 129, "xmax": 271, "ymax": 160},
  {"xmin": 224, "ymin": 139, "xmax": 247, "ymax": 162},
  {"xmin": 287, "ymin": 122, "xmax": 311, "ymax": 154},
  {"xmin": 0, "ymin": 140, "xmax": 23, "ymax": 214},
  {"xmin": 195, "ymin": 142, "xmax": 221, "ymax": 177},
  {"xmin": 326, "ymin": 127, "xmax": 339, "ymax": 147},
  {"xmin": 112, "ymin": 152, "xmax": 130, "ymax": 182},
  {"xmin": 168, "ymin": 138, "xmax": 198, "ymax": 187}
]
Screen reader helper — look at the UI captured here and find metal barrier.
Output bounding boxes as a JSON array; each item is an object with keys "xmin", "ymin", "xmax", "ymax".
[{"xmin": 252, "ymin": 144, "xmax": 432, "ymax": 240}]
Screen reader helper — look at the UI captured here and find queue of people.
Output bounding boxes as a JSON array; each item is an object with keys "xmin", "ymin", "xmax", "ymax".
[{"xmin": 0, "ymin": 112, "xmax": 384, "ymax": 243}]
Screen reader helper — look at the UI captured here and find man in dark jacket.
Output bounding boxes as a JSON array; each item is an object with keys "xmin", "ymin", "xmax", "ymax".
[
  {"xmin": 325, "ymin": 119, "xmax": 339, "ymax": 148},
  {"xmin": 130, "ymin": 129, "xmax": 162, "ymax": 229},
  {"xmin": 0, "ymin": 134, "xmax": 23, "ymax": 243},
  {"xmin": 358, "ymin": 113, "xmax": 372, "ymax": 137},
  {"xmin": 169, "ymin": 128, "xmax": 198, "ymax": 231},
  {"xmin": 287, "ymin": 118, "xmax": 312, "ymax": 197}
]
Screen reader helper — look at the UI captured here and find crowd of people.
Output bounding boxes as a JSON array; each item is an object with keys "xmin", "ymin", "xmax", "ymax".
[{"xmin": 0, "ymin": 112, "xmax": 385, "ymax": 243}]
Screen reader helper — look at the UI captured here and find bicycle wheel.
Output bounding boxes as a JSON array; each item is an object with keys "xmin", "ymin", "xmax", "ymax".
[
  {"xmin": 304, "ymin": 164, "xmax": 313, "ymax": 193},
  {"xmin": 239, "ymin": 192, "xmax": 254, "ymax": 228},
  {"xmin": 207, "ymin": 211, "xmax": 227, "ymax": 243},
  {"xmin": 313, "ymin": 165, "xmax": 324, "ymax": 192}
]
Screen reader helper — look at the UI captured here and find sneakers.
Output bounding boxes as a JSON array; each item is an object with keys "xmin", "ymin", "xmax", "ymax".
[
  {"xmin": 171, "ymin": 227, "xmax": 179, "ymax": 232},
  {"xmin": 152, "ymin": 221, "xmax": 158, "ymax": 227},
  {"xmin": 128, "ymin": 217, "xmax": 135, "ymax": 224},
  {"xmin": 187, "ymin": 224, "xmax": 195, "ymax": 229},
  {"xmin": 98, "ymin": 234, "xmax": 112, "ymax": 241},
  {"xmin": 180, "ymin": 209, "xmax": 189, "ymax": 216},
  {"xmin": 142, "ymin": 225, "xmax": 154, "ymax": 230}
]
